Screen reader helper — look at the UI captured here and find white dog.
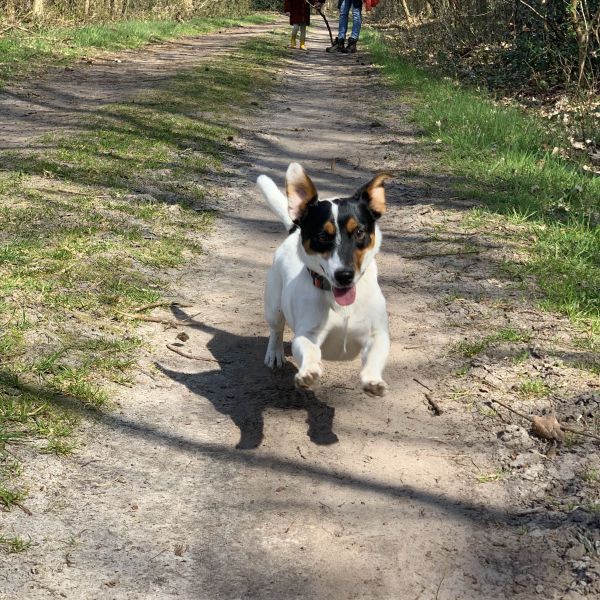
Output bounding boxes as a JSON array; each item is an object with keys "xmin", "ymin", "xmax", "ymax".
[{"xmin": 257, "ymin": 163, "xmax": 391, "ymax": 396}]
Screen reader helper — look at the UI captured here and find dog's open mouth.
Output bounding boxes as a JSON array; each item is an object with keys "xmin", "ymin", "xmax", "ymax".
[{"xmin": 332, "ymin": 285, "xmax": 356, "ymax": 306}]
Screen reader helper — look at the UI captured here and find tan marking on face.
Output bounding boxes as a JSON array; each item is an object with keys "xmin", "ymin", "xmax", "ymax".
[
  {"xmin": 324, "ymin": 220, "xmax": 336, "ymax": 236},
  {"xmin": 303, "ymin": 239, "xmax": 316, "ymax": 255},
  {"xmin": 345, "ymin": 217, "xmax": 358, "ymax": 234},
  {"xmin": 353, "ymin": 232, "xmax": 376, "ymax": 272},
  {"xmin": 303, "ymin": 238, "xmax": 330, "ymax": 258}
]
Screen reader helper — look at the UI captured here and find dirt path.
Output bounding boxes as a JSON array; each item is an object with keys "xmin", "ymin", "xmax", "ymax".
[{"xmin": 1, "ymin": 23, "xmax": 597, "ymax": 600}]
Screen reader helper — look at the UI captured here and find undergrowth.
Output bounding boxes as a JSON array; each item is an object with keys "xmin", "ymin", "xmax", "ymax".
[{"xmin": 365, "ymin": 30, "xmax": 599, "ymax": 344}]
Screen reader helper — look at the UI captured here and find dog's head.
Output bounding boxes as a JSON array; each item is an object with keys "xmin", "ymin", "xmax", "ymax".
[{"xmin": 286, "ymin": 163, "xmax": 392, "ymax": 307}]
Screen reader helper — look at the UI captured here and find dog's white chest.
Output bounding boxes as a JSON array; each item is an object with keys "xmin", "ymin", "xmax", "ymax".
[{"xmin": 320, "ymin": 311, "xmax": 372, "ymax": 361}]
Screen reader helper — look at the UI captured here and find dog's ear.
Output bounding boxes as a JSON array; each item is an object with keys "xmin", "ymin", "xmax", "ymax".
[
  {"xmin": 358, "ymin": 172, "xmax": 393, "ymax": 219},
  {"xmin": 286, "ymin": 163, "xmax": 318, "ymax": 221}
]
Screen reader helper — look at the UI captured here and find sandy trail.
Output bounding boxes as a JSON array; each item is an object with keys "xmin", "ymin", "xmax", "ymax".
[{"xmin": 1, "ymin": 22, "xmax": 563, "ymax": 600}]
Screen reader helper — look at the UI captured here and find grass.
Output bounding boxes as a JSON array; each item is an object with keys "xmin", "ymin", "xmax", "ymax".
[
  {"xmin": 517, "ymin": 377, "xmax": 549, "ymax": 398},
  {"xmin": 0, "ymin": 31, "xmax": 286, "ymax": 530},
  {"xmin": 454, "ymin": 327, "xmax": 531, "ymax": 358},
  {"xmin": 581, "ymin": 468, "xmax": 600, "ymax": 484},
  {"xmin": 0, "ymin": 485, "xmax": 28, "ymax": 510},
  {"xmin": 0, "ymin": 14, "xmax": 277, "ymax": 87},
  {"xmin": 475, "ymin": 471, "xmax": 503, "ymax": 483},
  {"xmin": 365, "ymin": 30, "xmax": 600, "ymax": 343},
  {"xmin": 0, "ymin": 535, "xmax": 32, "ymax": 554}
]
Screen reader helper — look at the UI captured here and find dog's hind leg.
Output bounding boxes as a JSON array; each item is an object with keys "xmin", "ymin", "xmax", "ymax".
[
  {"xmin": 264, "ymin": 269, "xmax": 286, "ymax": 368},
  {"xmin": 265, "ymin": 314, "xmax": 285, "ymax": 368},
  {"xmin": 292, "ymin": 335, "xmax": 322, "ymax": 389},
  {"xmin": 360, "ymin": 328, "xmax": 390, "ymax": 397}
]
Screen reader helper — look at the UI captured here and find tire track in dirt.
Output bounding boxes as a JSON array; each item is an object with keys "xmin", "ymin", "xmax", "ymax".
[{"xmin": 1, "ymin": 23, "xmax": 578, "ymax": 600}]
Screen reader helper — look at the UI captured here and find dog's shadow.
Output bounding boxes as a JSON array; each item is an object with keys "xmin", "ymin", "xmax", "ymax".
[{"xmin": 156, "ymin": 307, "xmax": 339, "ymax": 450}]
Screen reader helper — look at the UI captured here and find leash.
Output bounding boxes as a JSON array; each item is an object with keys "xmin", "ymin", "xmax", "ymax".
[{"xmin": 303, "ymin": 0, "xmax": 335, "ymax": 45}]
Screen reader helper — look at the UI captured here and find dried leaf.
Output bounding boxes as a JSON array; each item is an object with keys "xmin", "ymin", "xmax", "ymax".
[{"xmin": 531, "ymin": 415, "xmax": 564, "ymax": 442}]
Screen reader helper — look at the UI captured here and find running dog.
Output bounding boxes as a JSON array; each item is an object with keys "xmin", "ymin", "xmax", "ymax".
[{"xmin": 256, "ymin": 163, "xmax": 391, "ymax": 396}]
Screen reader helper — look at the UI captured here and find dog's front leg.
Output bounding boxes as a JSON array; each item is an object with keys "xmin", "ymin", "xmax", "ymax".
[
  {"xmin": 292, "ymin": 335, "xmax": 322, "ymax": 389},
  {"xmin": 360, "ymin": 329, "xmax": 390, "ymax": 397}
]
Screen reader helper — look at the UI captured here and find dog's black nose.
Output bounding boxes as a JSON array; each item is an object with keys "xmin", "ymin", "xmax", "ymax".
[{"xmin": 334, "ymin": 269, "xmax": 355, "ymax": 287}]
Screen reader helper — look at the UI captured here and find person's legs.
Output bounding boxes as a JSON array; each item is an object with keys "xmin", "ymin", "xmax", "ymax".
[
  {"xmin": 337, "ymin": 0, "xmax": 351, "ymax": 41},
  {"xmin": 350, "ymin": 5, "xmax": 362, "ymax": 41},
  {"xmin": 299, "ymin": 24, "xmax": 307, "ymax": 50},
  {"xmin": 291, "ymin": 23, "xmax": 299, "ymax": 48}
]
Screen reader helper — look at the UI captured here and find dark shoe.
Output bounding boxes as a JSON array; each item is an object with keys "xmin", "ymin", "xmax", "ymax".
[
  {"xmin": 326, "ymin": 37, "xmax": 345, "ymax": 53},
  {"xmin": 343, "ymin": 38, "xmax": 357, "ymax": 54}
]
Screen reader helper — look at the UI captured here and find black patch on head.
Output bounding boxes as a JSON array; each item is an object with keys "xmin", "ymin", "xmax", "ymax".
[
  {"xmin": 334, "ymin": 197, "xmax": 376, "ymax": 267},
  {"xmin": 298, "ymin": 200, "xmax": 335, "ymax": 254}
]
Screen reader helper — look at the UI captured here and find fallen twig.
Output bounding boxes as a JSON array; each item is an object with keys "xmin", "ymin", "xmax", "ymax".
[
  {"xmin": 15, "ymin": 502, "xmax": 32, "ymax": 516},
  {"xmin": 435, "ymin": 570, "xmax": 448, "ymax": 600},
  {"xmin": 0, "ymin": 23, "xmax": 30, "ymax": 36},
  {"xmin": 134, "ymin": 300, "xmax": 193, "ymax": 313},
  {"xmin": 150, "ymin": 548, "xmax": 168, "ymax": 561},
  {"xmin": 116, "ymin": 311, "xmax": 180, "ymax": 328},
  {"xmin": 489, "ymin": 398, "xmax": 600, "ymax": 442},
  {"xmin": 402, "ymin": 250, "xmax": 480, "ymax": 260},
  {"xmin": 413, "ymin": 377, "xmax": 433, "ymax": 392},
  {"xmin": 425, "ymin": 393, "xmax": 444, "ymax": 416},
  {"xmin": 166, "ymin": 344, "xmax": 228, "ymax": 364},
  {"xmin": 284, "ymin": 520, "xmax": 296, "ymax": 534},
  {"xmin": 131, "ymin": 314, "xmax": 180, "ymax": 327},
  {"xmin": 332, "ymin": 383, "xmax": 355, "ymax": 391}
]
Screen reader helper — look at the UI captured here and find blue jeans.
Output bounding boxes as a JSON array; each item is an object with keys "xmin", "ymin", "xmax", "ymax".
[{"xmin": 338, "ymin": 0, "xmax": 362, "ymax": 41}]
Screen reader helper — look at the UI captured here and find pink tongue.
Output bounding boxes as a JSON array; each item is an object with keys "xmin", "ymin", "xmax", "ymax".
[{"xmin": 333, "ymin": 286, "xmax": 356, "ymax": 306}]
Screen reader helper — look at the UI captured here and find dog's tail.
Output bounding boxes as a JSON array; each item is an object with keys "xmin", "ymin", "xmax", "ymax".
[{"xmin": 256, "ymin": 175, "xmax": 294, "ymax": 232}]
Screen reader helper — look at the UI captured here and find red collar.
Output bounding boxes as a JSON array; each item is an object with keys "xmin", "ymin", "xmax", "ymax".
[{"xmin": 308, "ymin": 268, "xmax": 331, "ymax": 291}]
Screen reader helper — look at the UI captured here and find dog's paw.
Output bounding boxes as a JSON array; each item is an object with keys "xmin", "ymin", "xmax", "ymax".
[
  {"xmin": 295, "ymin": 365, "xmax": 322, "ymax": 389},
  {"xmin": 362, "ymin": 379, "xmax": 388, "ymax": 397},
  {"xmin": 264, "ymin": 348, "xmax": 285, "ymax": 369}
]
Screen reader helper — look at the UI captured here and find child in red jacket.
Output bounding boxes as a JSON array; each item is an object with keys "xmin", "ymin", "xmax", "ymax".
[{"xmin": 285, "ymin": 0, "xmax": 311, "ymax": 50}]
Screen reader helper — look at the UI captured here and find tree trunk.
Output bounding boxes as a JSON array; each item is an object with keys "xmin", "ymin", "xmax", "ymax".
[
  {"xmin": 570, "ymin": 0, "xmax": 589, "ymax": 87},
  {"xmin": 32, "ymin": 0, "xmax": 44, "ymax": 18}
]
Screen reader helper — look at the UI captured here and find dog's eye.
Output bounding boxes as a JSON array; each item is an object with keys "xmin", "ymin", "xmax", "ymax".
[
  {"xmin": 355, "ymin": 228, "xmax": 367, "ymax": 242},
  {"xmin": 317, "ymin": 231, "xmax": 334, "ymax": 243}
]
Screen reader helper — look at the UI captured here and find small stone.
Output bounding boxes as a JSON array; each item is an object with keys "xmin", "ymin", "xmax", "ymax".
[
  {"xmin": 498, "ymin": 425, "xmax": 535, "ymax": 450},
  {"xmin": 522, "ymin": 464, "xmax": 545, "ymax": 481},
  {"xmin": 176, "ymin": 332, "xmax": 189, "ymax": 342},
  {"xmin": 565, "ymin": 543, "xmax": 586, "ymax": 560},
  {"xmin": 510, "ymin": 452, "xmax": 541, "ymax": 469}
]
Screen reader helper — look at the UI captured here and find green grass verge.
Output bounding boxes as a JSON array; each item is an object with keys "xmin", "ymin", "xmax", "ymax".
[
  {"xmin": 0, "ymin": 14, "xmax": 277, "ymax": 87},
  {"xmin": 454, "ymin": 327, "xmax": 532, "ymax": 359},
  {"xmin": 0, "ymin": 33, "xmax": 285, "ymax": 528},
  {"xmin": 365, "ymin": 30, "xmax": 599, "ymax": 344}
]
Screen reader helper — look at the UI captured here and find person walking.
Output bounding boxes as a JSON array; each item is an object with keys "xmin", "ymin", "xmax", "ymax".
[
  {"xmin": 285, "ymin": 0, "xmax": 311, "ymax": 50},
  {"xmin": 316, "ymin": 0, "xmax": 363, "ymax": 54}
]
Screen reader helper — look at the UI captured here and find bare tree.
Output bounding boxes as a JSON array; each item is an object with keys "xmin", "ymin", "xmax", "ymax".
[{"xmin": 32, "ymin": 0, "xmax": 44, "ymax": 18}]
